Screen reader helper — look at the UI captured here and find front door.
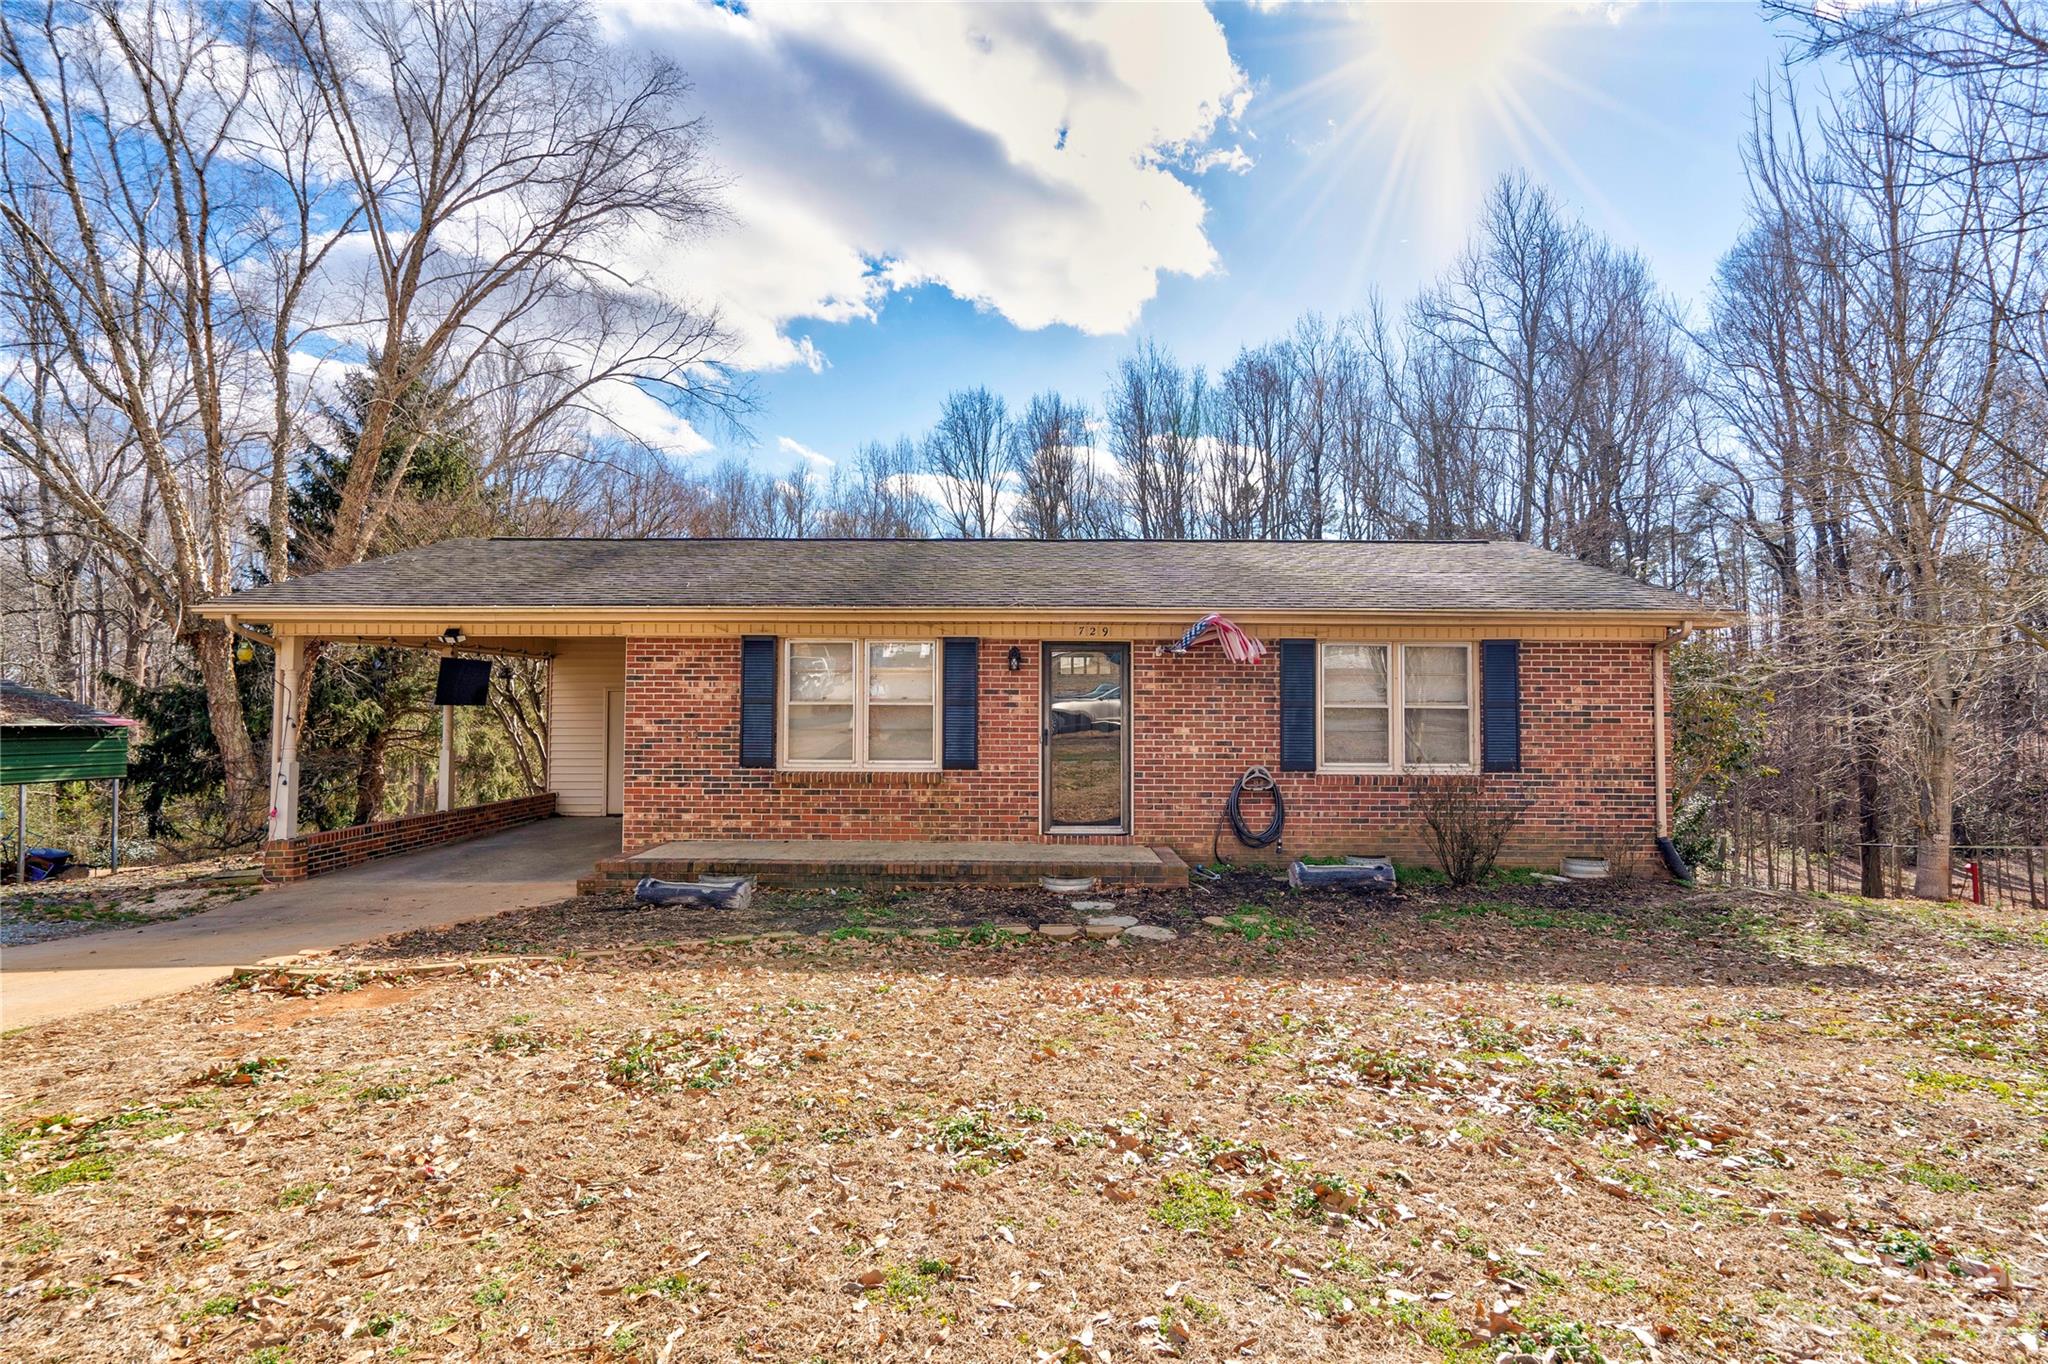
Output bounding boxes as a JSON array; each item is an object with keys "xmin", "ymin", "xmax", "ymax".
[{"xmin": 1043, "ymin": 643, "xmax": 1129, "ymax": 833}]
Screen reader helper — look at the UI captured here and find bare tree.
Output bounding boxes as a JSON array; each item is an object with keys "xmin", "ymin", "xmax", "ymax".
[
  {"xmin": 0, "ymin": 0, "xmax": 332, "ymax": 821},
  {"xmin": 1415, "ymin": 173, "xmax": 1579, "ymax": 543},
  {"xmin": 924, "ymin": 389, "xmax": 1010, "ymax": 537},
  {"xmin": 1331, "ymin": 309, "xmax": 1405, "ymax": 538},
  {"xmin": 0, "ymin": 0, "xmax": 739, "ymax": 832},
  {"xmin": 822, "ymin": 439, "xmax": 933, "ymax": 538},
  {"xmin": 1776, "ymin": 0, "xmax": 2048, "ymax": 641},
  {"xmin": 1215, "ymin": 344, "xmax": 1297, "ymax": 538},
  {"xmin": 1285, "ymin": 315, "xmax": 1340, "ymax": 538},
  {"xmin": 1105, "ymin": 342, "xmax": 1203, "ymax": 538},
  {"xmin": 1547, "ymin": 242, "xmax": 1696, "ymax": 573},
  {"xmin": 1009, "ymin": 393, "xmax": 1105, "ymax": 539},
  {"xmin": 1713, "ymin": 50, "xmax": 2042, "ymax": 897}
]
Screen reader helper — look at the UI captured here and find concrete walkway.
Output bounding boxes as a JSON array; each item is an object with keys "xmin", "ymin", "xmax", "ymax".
[
  {"xmin": 1, "ymin": 816, "xmax": 619, "ymax": 1031},
  {"xmin": 598, "ymin": 838, "xmax": 1188, "ymax": 889}
]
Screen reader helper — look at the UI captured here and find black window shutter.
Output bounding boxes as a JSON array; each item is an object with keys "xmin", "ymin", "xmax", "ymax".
[
  {"xmin": 941, "ymin": 637, "xmax": 979, "ymax": 770},
  {"xmin": 739, "ymin": 635, "xmax": 777, "ymax": 768},
  {"xmin": 1278, "ymin": 639, "xmax": 1317, "ymax": 772},
  {"xmin": 1480, "ymin": 639, "xmax": 1521, "ymax": 773}
]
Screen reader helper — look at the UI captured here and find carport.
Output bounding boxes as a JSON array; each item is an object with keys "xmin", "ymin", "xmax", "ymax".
[{"xmin": 2, "ymin": 681, "xmax": 134, "ymax": 883}]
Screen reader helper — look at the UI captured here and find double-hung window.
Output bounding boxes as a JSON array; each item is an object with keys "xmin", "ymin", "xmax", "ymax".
[
  {"xmin": 1400, "ymin": 644, "xmax": 1473, "ymax": 768},
  {"xmin": 782, "ymin": 640, "xmax": 937, "ymax": 769},
  {"xmin": 1321, "ymin": 644, "xmax": 1392, "ymax": 768},
  {"xmin": 1318, "ymin": 641, "xmax": 1474, "ymax": 771}
]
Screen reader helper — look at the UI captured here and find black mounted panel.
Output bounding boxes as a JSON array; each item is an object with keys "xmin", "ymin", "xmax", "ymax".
[{"xmin": 434, "ymin": 657, "xmax": 493, "ymax": 707}]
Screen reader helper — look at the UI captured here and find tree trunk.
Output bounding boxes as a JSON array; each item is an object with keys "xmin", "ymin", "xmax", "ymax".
[
  {"xmin": 1913, "ymin": 691, "xmax": 1957, "ymax": 900},
  {"xmin": 192, "ymin": 622, "xmax": 262, "ymax": 836},
  {"xmin": 1852, "ymin": 713, "xmax": 1886, "ymax": 900},
  {"xmin": 353, "ymin": 723, "xmax": 393, "ymax": 827}
]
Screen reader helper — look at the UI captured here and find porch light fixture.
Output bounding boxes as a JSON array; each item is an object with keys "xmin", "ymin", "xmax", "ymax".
[
  {"xmin": 1007, "ymin": 646, "xmax": 1024, "ymax": 673},
  {"xmin": 440, "ymin": 626, "xmax": 466, "ymax": 646}
]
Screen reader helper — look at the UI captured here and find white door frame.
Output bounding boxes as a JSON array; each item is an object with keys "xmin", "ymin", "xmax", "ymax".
[{"xmin": 604, "ymin": 687, "xmax": 625, "ymax": 817}]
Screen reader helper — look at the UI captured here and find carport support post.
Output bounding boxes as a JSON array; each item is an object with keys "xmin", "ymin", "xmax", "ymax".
[
  {"xmin": 267, "ymin": 635, "xmax": 304, "ymax": 842},
  {"xmin": 14, "ymin": 784, "xmax": 24, "ymax": 885},
  {"xmin": 109, "ymin": 778, "xmax": 120, "ymax": 872},
  {"xmin": 437, "ymin": 705, "xmax": 453, "ymax": 813}
]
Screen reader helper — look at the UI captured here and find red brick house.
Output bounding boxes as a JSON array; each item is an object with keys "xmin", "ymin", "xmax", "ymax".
[{"xmin": 206, "ymin": 538, "xmax": 1722, "ymax": 881}]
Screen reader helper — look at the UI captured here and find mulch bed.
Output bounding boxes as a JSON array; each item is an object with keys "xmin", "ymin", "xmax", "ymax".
[
  {"xmin": 2, "ymin": 879, "xmax": 2042, "ymax": 1363},
  {"xmin": 344, "ymin": 872, "xmax": 1692, "ymax": 961}
]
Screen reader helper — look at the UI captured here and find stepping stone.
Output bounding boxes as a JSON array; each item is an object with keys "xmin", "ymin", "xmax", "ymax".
[
  {"xmin": 1086, "ymin": 914, "xmax": 1138, "ymax": 929},
  {"xmin": 995, "ymin": 922, "xmax": 1034, "ymax": 935},
  {"xmin": 1083, "ymin": 923, "xmax": 1124, "ymax": 940},
  {"xmin": 758, "ymin": 930, "xmax": 800, "ymax": 942},
  {"xmin": 1201, "ymin": 915, "xmax": 1233, "ymax": 928},
  {"xmin": 1070, "ymin": 900, "xmax": 1116, "ymax": 912},
  {"xmin": 1041, "ymin": 877, "xmax": 1096, "ymax": 894},
  {"xmin": 909, "ymin": 927, "xmax": 948, "ymax": 938},
  {"xmin": 1038, "ymin": 923, "xmax": 1081, "ymax": 940},
  {"xmin": 1125, "ymin": 925, "xmax": 1178, "ymax": 942}
]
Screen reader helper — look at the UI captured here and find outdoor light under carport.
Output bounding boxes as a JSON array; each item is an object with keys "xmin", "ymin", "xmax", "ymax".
[{"xmin": 1, "ymin": 680, "xmax": 135, "ymax": 884}]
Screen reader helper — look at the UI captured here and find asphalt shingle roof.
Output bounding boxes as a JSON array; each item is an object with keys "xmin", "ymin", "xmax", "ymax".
[
  {"xmin": 208, "ymin": 538, "xmax": 1706, "ymax": 616},
  {"xmin": 0, "ymin": 681, "xmax": 134, "ymax": 729}
]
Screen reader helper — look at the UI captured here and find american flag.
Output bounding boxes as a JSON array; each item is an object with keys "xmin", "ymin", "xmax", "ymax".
[{"xmin": 1161, "ymin": 613, "xmax": 1267, "ymax": 664}]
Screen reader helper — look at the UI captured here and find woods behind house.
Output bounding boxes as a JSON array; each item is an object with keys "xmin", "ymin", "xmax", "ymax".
[{"xmin": 3, "ymin": 1, "xmax": 2044, "ymax": 893}]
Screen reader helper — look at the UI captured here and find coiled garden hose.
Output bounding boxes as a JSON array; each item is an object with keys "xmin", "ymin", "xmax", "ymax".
[{"xmin": 1212, "ymin": 765, "xmax": 1286, "ymax": 866}]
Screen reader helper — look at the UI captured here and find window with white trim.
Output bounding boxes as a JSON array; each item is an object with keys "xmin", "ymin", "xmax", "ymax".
[
  {"xmin": 782, "ymin": 639, "xmax": 938, "ymax": 768},
  {"xmin": 1400, "ymin": 643, "xmax": 1473, "ymax": 768},
  {"xmin": 1317, "ymin": 641, "xmax": 1475, "ymax": 772},
  {"xmin": 1320, "ymin": 643, "xmax": 1392, "ymax": 768}
]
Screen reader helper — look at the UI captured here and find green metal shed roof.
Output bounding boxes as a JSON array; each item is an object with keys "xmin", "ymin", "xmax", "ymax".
[
  {"xmin": 1, "ymin": 681, "xmax": 133, "ymax": 784},
  {"xmin": 2, "ymin": 727, "xmax": 129, "ymax": 784}
]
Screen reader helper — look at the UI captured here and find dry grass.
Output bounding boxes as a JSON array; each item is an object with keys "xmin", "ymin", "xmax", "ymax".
[
  {"xmin": 2, "ymin": 855, "xmax": 259, "ymax": 947},
  {"xmin": 2, "ymin": 877, "xmax": 2044, "ymax": 1363}
]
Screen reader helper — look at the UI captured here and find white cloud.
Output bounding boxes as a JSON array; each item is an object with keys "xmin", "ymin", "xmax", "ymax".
[
  {"xmin": 598, "ymin": 1, "xmax": 1250, "ymax": 362},
  {"xmin": 589, "ymin": 379, "xmax": 714, "ymax": 454},
  {"xmin": 777, "ymin": 435, "xmax": 835, "ymax": 467},
  {"xmin": 1192, "ymin": 144, "xmax": 1256, "ymax": 175}
]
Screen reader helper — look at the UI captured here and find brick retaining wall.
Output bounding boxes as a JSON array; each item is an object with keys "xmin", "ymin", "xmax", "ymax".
[{"xmin": 261, "ymin": 793, "xmax": 557, "ymax": 881}]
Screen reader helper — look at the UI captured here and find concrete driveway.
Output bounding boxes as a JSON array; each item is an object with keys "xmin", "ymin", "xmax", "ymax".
[{"xmin": 1, "ymin": 816, "xmax": 619, "ymax": 1031}]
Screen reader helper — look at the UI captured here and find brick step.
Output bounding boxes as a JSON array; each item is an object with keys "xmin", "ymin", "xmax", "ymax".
[{"xmin": 578, "ymin": 842, "xmax": 1188, "ymax": 894}]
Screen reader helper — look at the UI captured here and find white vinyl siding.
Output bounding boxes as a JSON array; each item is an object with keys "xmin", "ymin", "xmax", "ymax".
[{"xmin": 547, "ymin": 639, "xmax": 625, "ymax": 815}]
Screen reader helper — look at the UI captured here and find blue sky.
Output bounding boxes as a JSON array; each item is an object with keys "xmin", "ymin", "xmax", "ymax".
[{"xmin": 605, "ymin": 3, "xmax": 1793, "ymax": 475}]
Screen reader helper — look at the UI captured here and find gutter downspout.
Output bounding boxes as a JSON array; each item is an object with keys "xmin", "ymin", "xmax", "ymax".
[
  {"xmin": 221, "ymin": 614, "xmax": 277, "ymax": 649},
  {"xmin": 1652, "ymin": 622, "xmax": 1695, "ymax": 876},
  {"xmin": 1653, "ymin": 628, "xmax": 1675, "ymax": 838}
]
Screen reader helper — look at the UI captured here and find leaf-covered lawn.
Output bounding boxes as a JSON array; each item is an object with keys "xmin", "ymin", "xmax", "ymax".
[{"xmin": 2, "ymin": 879, "xmax": 2043, "ymax": 1363}]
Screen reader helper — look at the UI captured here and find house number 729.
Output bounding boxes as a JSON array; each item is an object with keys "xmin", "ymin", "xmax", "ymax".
[{"xmin": 1074, "ymin": 624, "xmax": 1111, "ymax": 638}]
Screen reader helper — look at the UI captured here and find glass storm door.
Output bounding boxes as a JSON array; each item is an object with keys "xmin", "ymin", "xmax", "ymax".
[{"xmin": 1044, "ymin": 643, "xmax": 1129, "ymax": 832}]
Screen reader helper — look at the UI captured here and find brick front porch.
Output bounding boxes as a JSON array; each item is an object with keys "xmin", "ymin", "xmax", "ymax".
[{"xmin": 578, "ymin": 839, "xmax": 1189, "ymax": 893}]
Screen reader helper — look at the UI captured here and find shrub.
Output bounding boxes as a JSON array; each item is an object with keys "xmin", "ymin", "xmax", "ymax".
[{"xmin": 1414, "ymin": 778, "xmax": 1531, "ymax": 886}]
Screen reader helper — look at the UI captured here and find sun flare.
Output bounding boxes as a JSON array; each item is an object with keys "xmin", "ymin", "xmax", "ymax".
[
  {"xmin": 1261, "ymin": 3, "xmax": 1604, "ymax": 276},
  {"xmin": 1357, "ymin": 2, "xmax": 1547, "ymax": 122}
]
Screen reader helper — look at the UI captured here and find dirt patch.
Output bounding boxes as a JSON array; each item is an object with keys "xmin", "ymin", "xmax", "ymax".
[
  {"xmin": 1, "ymin": 881, "xmax": 2042, "ymax": 1363},
  {"xmin": 220, "ymin": 984, "xmax": 428, "ymax": 1034}
]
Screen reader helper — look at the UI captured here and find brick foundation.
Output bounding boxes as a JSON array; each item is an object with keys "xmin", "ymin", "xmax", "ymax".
[
  {"xmin": 262, "ymin": 793, "xmax": 557, "ymax": 881},
  {"xmin": 622, "ymin": 637, "xmax": 1666, "ymax": 873}
]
